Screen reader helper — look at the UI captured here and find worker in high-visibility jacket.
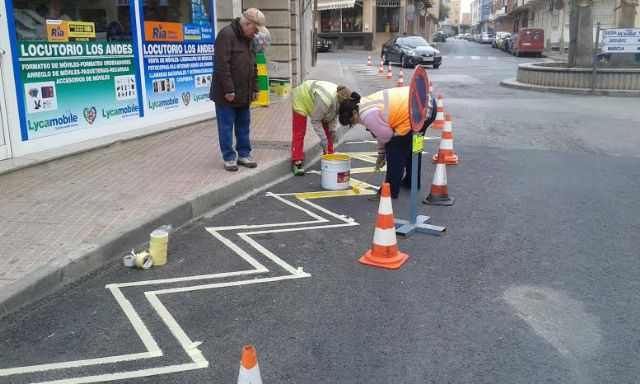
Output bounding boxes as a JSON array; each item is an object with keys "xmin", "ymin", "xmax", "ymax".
[
  {"xmin": 338, "ymin": 86, "xmax": 437, "ymax": 199},
  {"xmin": 291, "ymin": 80, "xmax": 357, "ymax": 176}
]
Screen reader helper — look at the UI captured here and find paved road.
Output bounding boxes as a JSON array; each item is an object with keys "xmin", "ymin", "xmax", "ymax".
[{"xmin": 1, "ymin": 42, "xmax": 640, "ymax": 384}]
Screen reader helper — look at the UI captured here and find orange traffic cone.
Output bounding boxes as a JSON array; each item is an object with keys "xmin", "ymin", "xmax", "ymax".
[
  {"xmin": 432, "ymin": 114, "xmax": 459, "ymax": 165},
  {"xmin": 430, "ymin": 95, "xmax": 445, "ymax": 129},
  {"xmin": 424, "ymin": 149, "xmax": 455, "ymax": 206},
  {"xmin": 386, "ymin": 66, "xmax": 393, "ymax": 80},
  {"xmin": 396, "ymin": 69, "xmax": 405, "ymax": 87},
  {"xmin": 429, "ymin": 80, "xmax": 434, "ymax": 93},
  {"xmin": 367, "ymin": 55, "xmax": 372, "ymax": 66},
  {"xmin": 237, "ymin": 345, "xmax": 263, "ymax": 384},
  {"xmin": 378, "ymin": 61, "xmax": 384, "ymax": 74},
  {"xmin": 359, "ymin": 183, "xmax": 409, "ymax": 269}
]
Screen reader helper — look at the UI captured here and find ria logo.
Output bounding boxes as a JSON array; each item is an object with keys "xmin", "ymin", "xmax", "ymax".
[{"xmin": 83, "ymin": 106, "xmax": 97, "ymax": 124}]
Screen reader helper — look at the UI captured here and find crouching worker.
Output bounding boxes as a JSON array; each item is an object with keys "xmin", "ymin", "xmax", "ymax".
[
  {"xmin": 291, "ymin": 80, "xmax": 358, "ymax": 176},
  {"xmin": 338, "ymin": 86, "xmax": 437, "ymax": 199}
]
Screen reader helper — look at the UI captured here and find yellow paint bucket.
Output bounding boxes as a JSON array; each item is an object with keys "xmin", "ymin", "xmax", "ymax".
[{"xmin": 321, "ymin": 153, "xmax": 351, "ymax": 190}]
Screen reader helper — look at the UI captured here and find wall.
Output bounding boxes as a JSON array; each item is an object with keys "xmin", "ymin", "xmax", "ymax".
[{"xmin": 244, "ymin": 0, "xmax": 294, "ymax": 81}]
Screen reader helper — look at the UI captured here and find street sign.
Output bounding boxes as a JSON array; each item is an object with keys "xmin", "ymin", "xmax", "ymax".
[
  {"xmin": 408, "ymin": 65, "xmax": 431, "ymax": 132},
  {"xmin": 602, "ymin": 28, "xmax": 640, "ymax": 53}
]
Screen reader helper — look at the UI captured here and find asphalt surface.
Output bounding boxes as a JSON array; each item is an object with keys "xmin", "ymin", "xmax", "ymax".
[{"xmin": 1, "ymin": 40, "xmax": 640, "ymax": 384}]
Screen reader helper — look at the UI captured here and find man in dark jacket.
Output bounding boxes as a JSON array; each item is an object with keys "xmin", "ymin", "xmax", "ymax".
[{"xmin": 210, "ymin": 8, "xmax": 268, "ymax": 171}]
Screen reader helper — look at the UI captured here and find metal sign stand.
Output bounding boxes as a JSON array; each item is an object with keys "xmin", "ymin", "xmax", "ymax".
[
  {"xmin": 394, "ymin": 133, "xmax": 446, "ymax": 237},
  {"xmin": 394, "ymin": 66, "xmax": 446, "ymax": 238}
]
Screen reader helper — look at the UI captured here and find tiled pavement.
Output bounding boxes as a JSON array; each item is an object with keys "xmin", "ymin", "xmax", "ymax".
[{"xmin": 0, "ymin": 61, "xmax": 347, "ymax": 315}]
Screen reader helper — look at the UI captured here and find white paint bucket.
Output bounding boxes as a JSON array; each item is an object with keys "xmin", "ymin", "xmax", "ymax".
[{"xmin": 321, "ymin": 154, "xmax": 351, "ymax": 190}]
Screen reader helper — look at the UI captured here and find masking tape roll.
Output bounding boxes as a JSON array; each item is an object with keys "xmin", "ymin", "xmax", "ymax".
[
  {"xmin": 135, "ymin": 251, "xmax": 154, "ymax": 269},
  {"xmin": 123, "ymin": 253, "xmax": 135, "ymax": 267}
]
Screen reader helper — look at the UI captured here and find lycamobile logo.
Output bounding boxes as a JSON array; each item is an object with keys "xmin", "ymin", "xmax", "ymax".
[
  {"xmin": 102, "ymin": 104, "xmax": 140, "ymax": 119},
  {"xmin": 28, "ymin": 112, "xmax": 78, "ymax": 132},
  {"xmin": 194, "ymin": 93, "xmax": 209, "ymax": 102},
  {"xmin": 148, "ymin": 97, "xmax": 179, "ymax": 110}
]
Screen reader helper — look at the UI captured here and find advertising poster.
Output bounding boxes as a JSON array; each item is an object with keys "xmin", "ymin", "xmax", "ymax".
[
  {"xmin": 142, "ymin": 1, "xmax": 215, "ymax": 112},
  {"xmin": 17, "ymin": 41, "xmax": 140, "ymax": 140}
]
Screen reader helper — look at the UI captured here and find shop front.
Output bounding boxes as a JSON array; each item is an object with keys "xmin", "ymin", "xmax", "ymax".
[
  {"xmin": 317, "ymin": 0, "xmax": 373, "ymax": 51},
  {"xmin": 0, "ymin": 0, "xmax": 215, "ymax": 159}
]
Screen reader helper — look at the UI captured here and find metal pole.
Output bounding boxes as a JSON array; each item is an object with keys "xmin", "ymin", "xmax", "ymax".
[
  {"xmin": 591, "ymin": 22, "xmax": 600, "ymax": 95},
  {"xmin": 410, "ymin": 134, "xmax": 419, "ymax": 225},
  {"xmin": 312, "ymin": 0, "xmax": 318, "ymax": 66}
]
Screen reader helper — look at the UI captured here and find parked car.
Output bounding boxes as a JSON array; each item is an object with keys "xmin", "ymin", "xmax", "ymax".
[
  {"xmin": 434, "ymin": 31, "xmax": 447, "ymax": 42},
  {"xmin": 493, "ymin": 32, "xmax": 510, "ymax": 49},
  {"xmin": 316, "ymin": 37, "xmax": 332, "ymax": 52},
  {"xmin": 480, "ymin": 32, "xmax": 493, "ymax": 44},
  {"xmin": 511, "ymin": 28, "xmax": 544, "ymax": 57},
  {"xmin": 381, "ymin": 35, "xmax": 442, "ymax": 69},
  {"xmin": 503, "ymin": 33, "xmax": 515, "ymax": 52}
]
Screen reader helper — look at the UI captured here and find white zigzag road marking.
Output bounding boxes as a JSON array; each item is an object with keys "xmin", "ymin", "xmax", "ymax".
[{"xmin": 1, "ymin": 192, "xmax": 359, "ymax": 384}]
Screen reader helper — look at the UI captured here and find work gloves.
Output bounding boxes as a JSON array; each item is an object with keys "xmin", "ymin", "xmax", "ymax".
[
  {"xmin": 320, "ymin": 138, "xmax": 329, "ymax": 154},
  {"xmin": 375, "ymin": 153, "xmax": 386, "ymax": 170}
]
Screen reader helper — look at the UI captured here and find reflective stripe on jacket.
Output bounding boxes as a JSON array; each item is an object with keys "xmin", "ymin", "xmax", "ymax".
[
  {"xmin": 291, "ymin": 80, "xmax": 337, "ymax": 118},
  {"xmin": 359, "ymin": 86, "xmax": 411, "ymax": 136}
]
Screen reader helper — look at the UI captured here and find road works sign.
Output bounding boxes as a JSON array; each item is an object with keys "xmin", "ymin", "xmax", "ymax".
[
  {"xmin": 602, "ymin": 28, "xmax": 640, "ymax": 53},
  {"xmin": 408, "ymin": 65, "xmax": 431, "ymax": 132}
]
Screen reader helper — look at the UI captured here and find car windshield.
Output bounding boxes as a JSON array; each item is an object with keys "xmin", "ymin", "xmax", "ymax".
[{"xmin": 398, "ymin": 37, "xmax": 429, "ymax": 48}]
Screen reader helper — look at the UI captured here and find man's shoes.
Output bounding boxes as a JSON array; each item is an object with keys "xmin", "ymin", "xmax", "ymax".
[
  {"xmin": 237, "ymin": 156, "xmax": 257, "ymax": 168},
  {"xmin": 293, "ymin": 161, "xmax": 305, "ymax": 176},
  {"xmin": 224, "ymin": 160, "xmax": 238, "ymax": 171}
]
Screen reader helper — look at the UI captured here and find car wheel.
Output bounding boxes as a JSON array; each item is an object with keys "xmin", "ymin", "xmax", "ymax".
[
  {"xmin": 433, "ymin": 63, "xmax": 441, "ymax": 69},
  {"xmin": 382, "ymin": 52, "xmax": 389, "ymax": 65},
  {"xmin": 401, "ymin": 55, "xmax": 409, "ymax": 68}
]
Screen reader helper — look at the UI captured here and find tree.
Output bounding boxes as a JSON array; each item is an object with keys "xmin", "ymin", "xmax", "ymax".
[
  {"xmin": 439, "ymin": 0, "xmax": 451, "ymax": 21},
  {"xmin": 567, "ymin": 0, "xmax": 593, "ymax": 67}
]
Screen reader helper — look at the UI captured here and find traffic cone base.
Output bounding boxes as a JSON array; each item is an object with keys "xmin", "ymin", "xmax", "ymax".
[
  {"xmin": 359, "ymin": 248, "xmax": 409, "ymax": 269},
  {"xmin": 359, "ymin": 183, "xmax": 409, "ymax": 270},
  {"xmin": 387, "ymin": 68, "xmax": 393, "ymax": 80},
  {"xmin": 367, "ymin": 55, "xmax": 372, "ymax": 66},
  {"xmin": 432, "ymin": 152, "xmax": 459, "ymax": 165}
]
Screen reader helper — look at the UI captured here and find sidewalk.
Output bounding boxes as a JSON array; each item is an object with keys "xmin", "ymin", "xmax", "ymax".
[{"xmin": 0, "ymin": 60, "xmax": 347, "ymax": 318}]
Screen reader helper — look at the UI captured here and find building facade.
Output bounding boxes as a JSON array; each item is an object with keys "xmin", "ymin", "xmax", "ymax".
[
  {"xmin": 316, "ymin": 0, "xmax": 441, "ymax": 51},
  {"xmin": 475, "ymin": 0, "xmax": 638, "ymax": 53},
  {"xmin": 440, "ymin": 0, "xmax": 461, "ymax": 36},
  {"xmin": 0, "ymin": 0, "xmax": 307, "ymax": 161}
]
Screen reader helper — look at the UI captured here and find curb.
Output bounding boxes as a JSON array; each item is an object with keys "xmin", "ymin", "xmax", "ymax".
[
  {"xmin": 500, "ymin": 78, "xmax": 640, "ymax": 97},
  {"xmin": 0, "ymin": 135, "xmax": 323, "ymax": 320}
]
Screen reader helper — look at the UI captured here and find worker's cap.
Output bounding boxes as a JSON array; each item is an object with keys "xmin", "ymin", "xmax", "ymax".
[{"xmin": 243, "ymin": 8, "xmax": 269, "ymax": 35}]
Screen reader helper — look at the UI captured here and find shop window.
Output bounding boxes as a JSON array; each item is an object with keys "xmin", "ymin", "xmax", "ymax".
[
  {"xmin": 320, "ymin": 10, "xmax": 341, "ymax": 32},
  {"xmin": 143, "ymin": 0, "xmax": 211, "ymax": 25},
  {"xmin": 376, "ymin": 7, "xmax": 400, "ymax": 33},
  {"xmin": 320, "ymin": 3, "xmax": 362, "ymax": 33},
  {"xmin": 12, "ymin": 0, "xmax": 132, "ymax": 41},
  {"xmin": 341, "ymin": 7, "xmax": 362, "ymax": 33}
]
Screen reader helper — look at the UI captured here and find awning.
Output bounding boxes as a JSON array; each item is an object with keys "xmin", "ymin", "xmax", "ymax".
[
  {"xmin": 317, "ymin": 0, "xmax": 356, "ymax": 10},
  {"xmin": 376, "ymin": 0, "xmax": 401, "ymax": 6}
]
